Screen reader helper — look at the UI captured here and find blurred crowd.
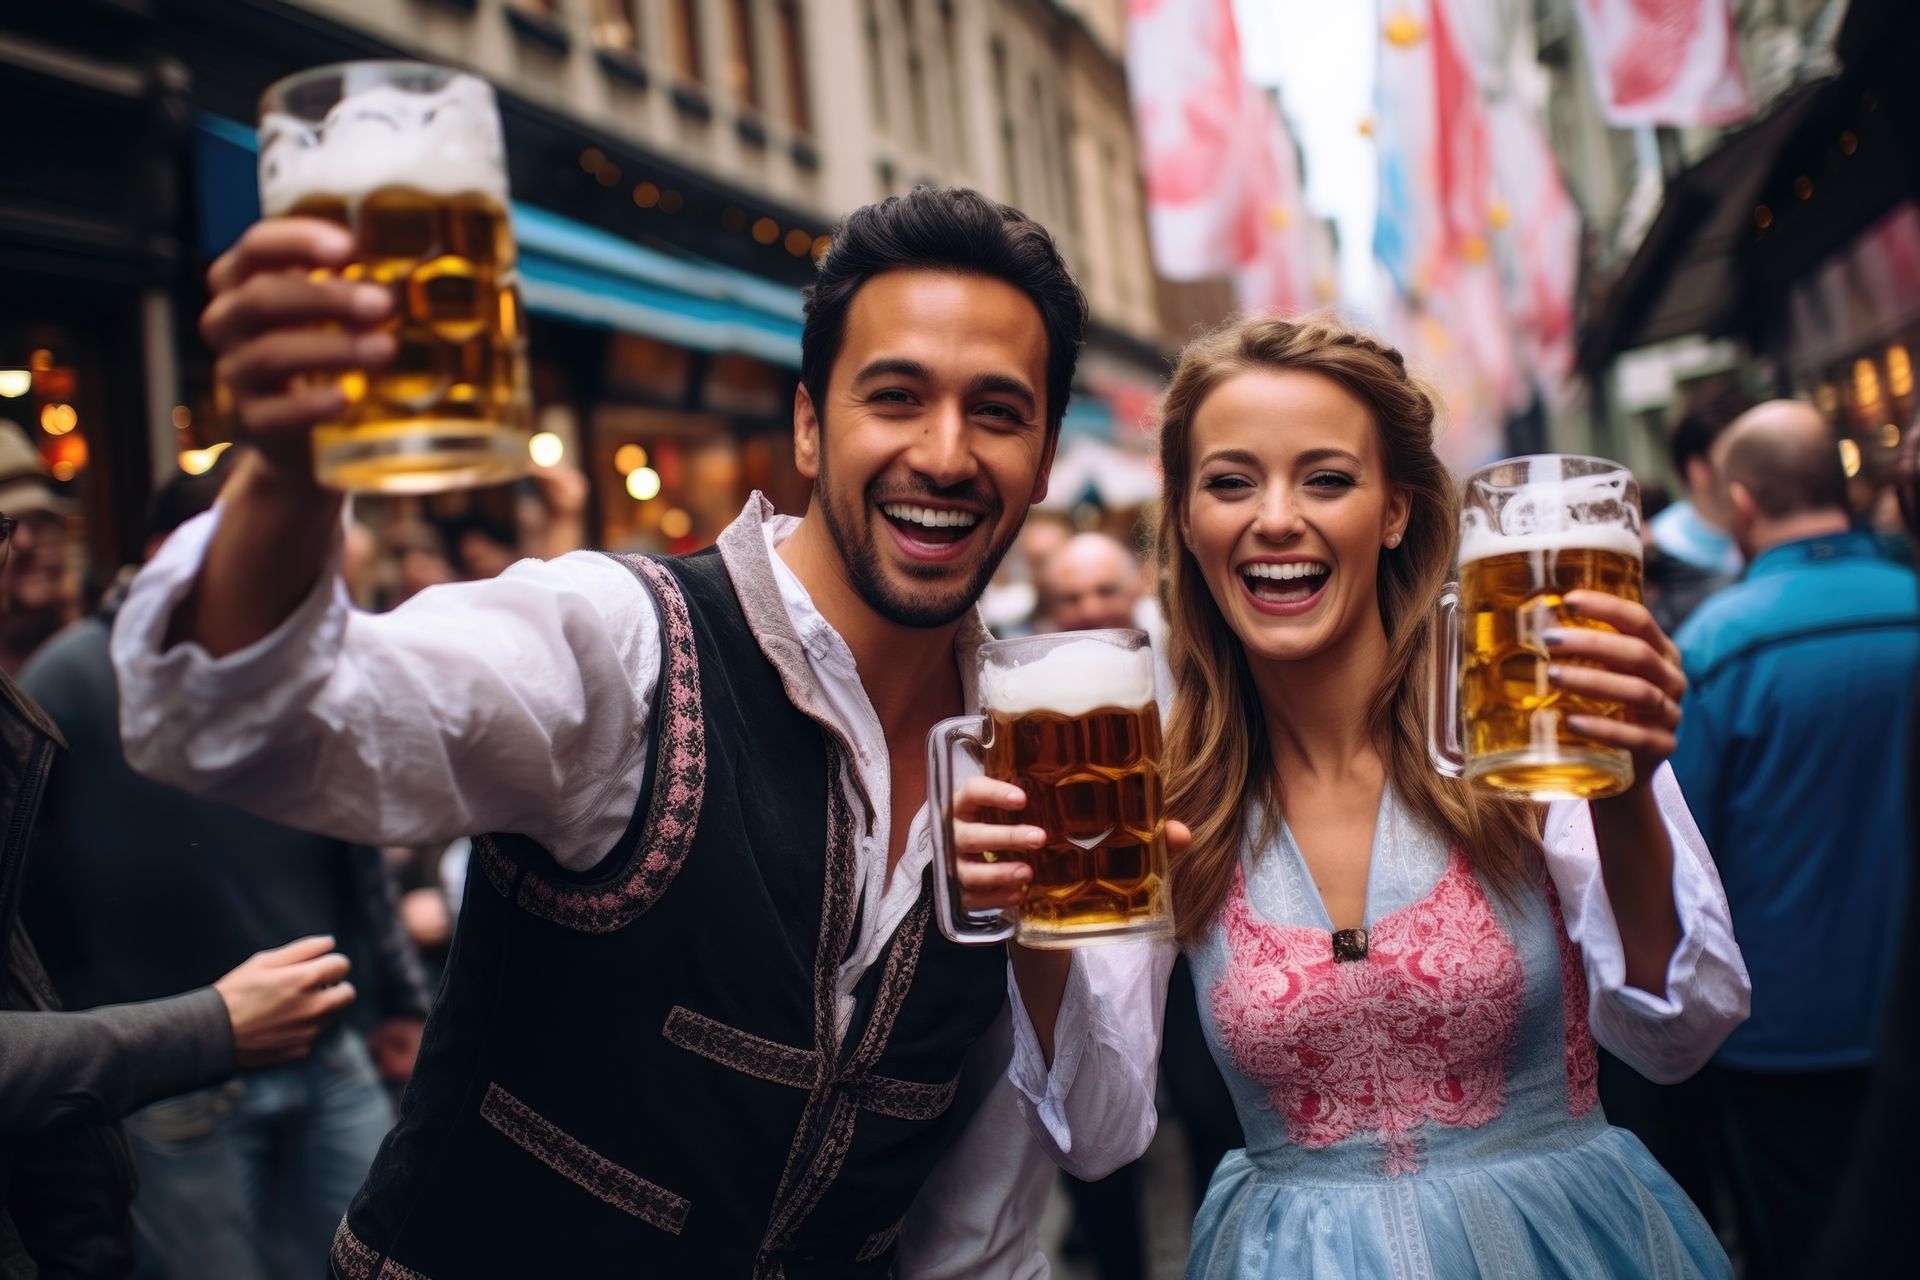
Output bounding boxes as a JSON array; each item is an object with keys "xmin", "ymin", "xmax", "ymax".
[{"xmin": 0, "ymin": 366, "xmax": 1914, "ymax": 1279}]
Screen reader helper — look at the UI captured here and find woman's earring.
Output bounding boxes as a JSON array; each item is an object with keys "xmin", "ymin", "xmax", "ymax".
[{"xmin": 1385, "ymin": 533, "xmax": 1401, "ymax": 549}]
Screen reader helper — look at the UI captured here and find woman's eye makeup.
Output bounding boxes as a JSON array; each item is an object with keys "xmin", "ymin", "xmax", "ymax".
[{"xmin": 1305, "ymin": 470, "xmax": 1357, "ymax": 489}]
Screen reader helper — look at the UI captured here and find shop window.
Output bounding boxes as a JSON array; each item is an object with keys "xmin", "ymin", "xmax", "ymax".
[
  {"xmin": 774, "ymin": 0, "xmax": 812, "ymax": 135},
  {"xmin": 725, "ymin": 0, "xmax": 761, "ymax": 110}
]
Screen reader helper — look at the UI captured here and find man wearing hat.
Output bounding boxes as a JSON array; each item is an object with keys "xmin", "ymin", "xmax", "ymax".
[{"xmin": 0, "ymin": 422, "xmax": 77, "ymax": 675}]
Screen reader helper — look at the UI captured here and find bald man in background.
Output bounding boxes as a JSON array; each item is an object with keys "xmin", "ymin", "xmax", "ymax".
[
  {"xmin": 1670, "ymin": 401, "xmax": 1918, "ymax": 1279},
  {"xmin": 1035, "ymin": 534, "xmax": 1239, "ymax": 1278},
  {"xmin": 1039, "ymin": 533, "xmax": 1174, "ymax": 705}
]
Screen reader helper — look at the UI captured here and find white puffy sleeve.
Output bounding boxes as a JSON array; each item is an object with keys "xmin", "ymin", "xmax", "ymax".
[
  {"xmin": 1004, "ymin": 936, "xmax": 1179, "ymax": 1180},
  {"xmin": 111, "ymin": 507, "xmax": 660, "ymax": 870},
  {"xmin": 1542, "ymin": 762, "xmax": 1751, "ymax": 1082}
]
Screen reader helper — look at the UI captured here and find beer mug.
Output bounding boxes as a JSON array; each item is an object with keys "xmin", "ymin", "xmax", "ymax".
[
  {"xmin": 928, "ymin": 630, "xmax": 1174, "ymax": 948},
  {"xmin": 259, "ymin": 62, "xmax": 532, "ymax": 493},
  {"xmin": 1429, "ymin": 454, "xmax": 1645, "ymax": 800}
]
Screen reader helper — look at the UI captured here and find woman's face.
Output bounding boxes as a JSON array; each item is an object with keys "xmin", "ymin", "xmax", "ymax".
[{"xmin": 1182, "ymin": 368, "xmax": 1409, "ymax": 667}]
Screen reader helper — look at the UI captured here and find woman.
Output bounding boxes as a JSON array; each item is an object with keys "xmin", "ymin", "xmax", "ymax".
[{"xmin": 955, "ymin": 317, "xmax": 1749, "ymax": 1277}]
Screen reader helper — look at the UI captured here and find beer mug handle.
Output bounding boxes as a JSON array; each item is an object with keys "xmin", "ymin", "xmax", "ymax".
[
  {"xmin": 1427, "ymin": 582, "xmax": 1465, "ymax": 778},
  {"xmin": 927, "ymin": 714, "xmax": 1017, "ymax": 946}
]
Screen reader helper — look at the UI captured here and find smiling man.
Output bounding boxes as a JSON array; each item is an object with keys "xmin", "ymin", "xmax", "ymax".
[{"xmin": 111, "ymin": 188, "xmax": 1087, "ymax": 1278}]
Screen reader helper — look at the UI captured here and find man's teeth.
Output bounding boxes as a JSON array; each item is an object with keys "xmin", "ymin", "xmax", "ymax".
[
  {"xmin": 1242, "ymin": 562, "xmax": 1328, "ymax": 581},
  {"xmin": 881, "ymin": 503, "xmax": 981, "ymax": 529}
]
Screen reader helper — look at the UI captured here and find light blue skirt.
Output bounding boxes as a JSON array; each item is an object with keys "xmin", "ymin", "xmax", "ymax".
[{"xmin": 1187, "ymin": 1126, "xmax": 1730, "ymax": 1279}]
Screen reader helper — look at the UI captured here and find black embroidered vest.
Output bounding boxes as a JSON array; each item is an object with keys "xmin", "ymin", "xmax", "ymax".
[{"xmin": 330, "ymin": 549, "xmax": 1007, "ymax": 1279}]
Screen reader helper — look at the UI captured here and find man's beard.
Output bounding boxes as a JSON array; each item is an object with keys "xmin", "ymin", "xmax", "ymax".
[{"xmin": 816, "ymin": 452, "xmax": 1026, "ymax": 629}]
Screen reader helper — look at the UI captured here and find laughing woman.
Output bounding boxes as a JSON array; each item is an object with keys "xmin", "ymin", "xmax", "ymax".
[{"xmin": 954, "ymin": 317, "xmax": 1749, "ymax": 1278}]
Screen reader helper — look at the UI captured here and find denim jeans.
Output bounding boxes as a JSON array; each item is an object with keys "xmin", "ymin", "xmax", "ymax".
[{"xmin": 123, "ymin": 1028, "xmax": 393, "ymax": 1279}]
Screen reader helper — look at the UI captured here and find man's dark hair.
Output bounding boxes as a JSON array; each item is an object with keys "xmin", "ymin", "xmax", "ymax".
[
  {"xmin": 800, "ymin": 187, "xmax": 1089, "ymax": 439},
  {"xmin": 1721, "ymin": 416, "xmax": 1849, "ymax": 518},
  {"xmin": 1668, "ymin": 390, "xmax": 1755, "ymax": 477}
]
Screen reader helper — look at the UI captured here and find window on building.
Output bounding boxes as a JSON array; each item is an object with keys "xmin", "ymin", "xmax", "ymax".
[
  {"xmin": 1059, "ymin": 106, "xmax": 1081, "ymax": 235},
  {"xmin": 590, "ymin": 0, "xmax": 639, "ymax": 52},
  {"xmin": 991, "ymin": 38, "xmax": 1018, "ymax": 203},
  {"xmin": 1030, "ymin": 74, "xmax": 1053, "ymax": 219},
  {"xmin": 899, "ymin": 0, "xmax": 930, "ymax": 151},
  {"xmin": 863, "ymin": 1, "xmax": 888, "ymax": 133},
  {"xmin": 774, "ymin": 0, "xmax": 812, "ymax": 134},
  {"xmin": 939, "ymin": 0, "xmax": 967, "ymax": 167},
  {"xmin": 725, "ymin": 0, "xmax": 761, "ymax": 109},
  {"xmin": 667, "ymin": 0, "xmax": 704, "ymax": 82}
]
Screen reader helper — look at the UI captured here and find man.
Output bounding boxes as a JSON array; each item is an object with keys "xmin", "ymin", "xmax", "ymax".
[
  {"xmin": 1670, "ymin": 400, "xmax": 1918, "ymax": 1280},
  {"xmin": 1645, "ymin": 393, "xmax": 1749, "ymax": 632},
  {"xmin": 0, "ymin": 426, "xmax": 78, "ymax": 675},
  {"xmin": 113, "ymin": 188, "xmax": 1087, "ymax": 1276},
  {"xmin": 0, "ymin": 501, "xmax": 354, "ymax": 1277},
  {"xmin": 1038, "ymin": 533, "xmax": 1174, "ymax": 707},
  {"xmin": 20, "ymin": 464, "xmax": 430, "ymax": 1280}
]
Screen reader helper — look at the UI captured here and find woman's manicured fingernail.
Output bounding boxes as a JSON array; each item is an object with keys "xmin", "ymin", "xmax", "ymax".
[
  {"xmin": 1542, "ymin": 629, "xmax": 1567, "ymax": 646},
  {"xmin": 355, "ymin": 332, "xmax": 396, "ymax": 363},
  {"xmin": 1547, "ymin": 664, "xmax": 1564, "ymax": 681},
  {"xmin": 1023, "ymin": 827, "xmax": 1046, "ymax": 847}
]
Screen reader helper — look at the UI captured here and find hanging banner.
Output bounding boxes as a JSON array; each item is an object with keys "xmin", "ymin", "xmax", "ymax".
[
  {"xmin": 1573, "ymin": 0, "xmax": 1752, "ymax": 128},
  {"xmin": 1490, "ymin": 100, "xmax": 1582, "ymax": 403},
  {"xmin": 1126, "ymin": 0, "xmax": 1247, "ymax": 279}
]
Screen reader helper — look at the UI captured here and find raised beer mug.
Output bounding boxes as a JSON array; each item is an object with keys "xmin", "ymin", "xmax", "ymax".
[
  {"xmin": 928, "ymin": 629, "xmax": 1174, "ymax": 948},
  {"xmin": 1429, "ymin": 454, "xmax": 1645, "ymax": 800},
  {"xmin": 258, "ymin": 62, "xmax": 533, "ymax": 493}
]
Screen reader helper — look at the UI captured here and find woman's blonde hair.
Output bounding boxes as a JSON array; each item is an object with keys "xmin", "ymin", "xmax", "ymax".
[{"xmin": 1155, "ymin": 315, "xmax": 1538, "ymax": 943}]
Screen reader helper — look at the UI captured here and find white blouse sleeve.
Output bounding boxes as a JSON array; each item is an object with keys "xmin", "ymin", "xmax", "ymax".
[
  {"xmin": 1542, "ymin": 762, "xmax": 1751, "ymax": 1083},
  {"xmin": 110, "ymin": 507, "xmax": 661, "ymax": 870},
  {"xmin": 1003, "ymin": 937, "xmax": 1179, "ymax": 1180}
]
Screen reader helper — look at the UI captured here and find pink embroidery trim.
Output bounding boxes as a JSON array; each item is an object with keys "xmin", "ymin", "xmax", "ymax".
[
  {"xmin": 1210, "ymin": 849, "xmax": 1524, "ymax": 1177},
  {"xmin": 477, "ymin": 554, "xmax": 705, "ymax": 934},
  {"xmin": 479, "ymin": 1082, "xmax": 690, "ymax": 1234},
  {"xmin": 329, "ymin": 1217, "xmax": 431, "ymax": 1280},
  {"xmin": 1546, "ymin": 882, "xmax": 1600, "ymax": 1117}
]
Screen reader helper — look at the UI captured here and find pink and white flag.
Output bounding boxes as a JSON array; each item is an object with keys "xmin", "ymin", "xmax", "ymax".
[
  {"xmin": 1125, "ymin": 0, "xmax": 1246, "ymax": 280},
  {"xmin": 1490, "ymin": 100, "xmax": 1582, "ymax": 402},
  {"xmin": 1573, "ymin": 0, "xmax": 1752, "ymax": 127},
  {"xmin": 1125, "ymin": 0, "xmax": 1320, "ymax": 312}
]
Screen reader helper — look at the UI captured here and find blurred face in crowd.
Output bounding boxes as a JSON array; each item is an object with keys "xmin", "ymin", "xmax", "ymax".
[
  {"xmin": 795, "ymin": 269, "xmax": 1055, "ymax": 628},
  {"xmin": 1041, "ymin": 533, "xmax": 1143, "ymax": 632},
  {"xmin": 1182, "ymin": 369, "xmax": 1407, "ymax": 667},
  {"xmin": 3, "ymin": 509, "xmax": 72, "ymax": 613}
]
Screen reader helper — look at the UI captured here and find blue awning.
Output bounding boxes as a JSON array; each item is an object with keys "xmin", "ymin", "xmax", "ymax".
[{"xmin": 192, "ymin": 113, "xmax": 805, "ymax": 368}]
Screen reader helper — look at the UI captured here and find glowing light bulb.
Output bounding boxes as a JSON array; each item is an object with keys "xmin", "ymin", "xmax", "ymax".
[
  {"xmin": 626, "ymin": 466, "xmax": 662, "ymax": 501},
  {"xmin": 528, "ymin": 431, "xmax": 565, "ymax": 467}
]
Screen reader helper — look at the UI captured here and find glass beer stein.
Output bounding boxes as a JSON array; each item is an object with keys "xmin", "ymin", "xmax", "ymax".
[
  {"xmin": 258, "ymin": 62, "xmax": 532, "ymax": 493},
  {"xmin": 1429, "ymin": 454, "xmax": 1645, "ymax": 800},
  {"xmin": 929, "ymin": 630, "xmax": 1174, "ymax": 948}
]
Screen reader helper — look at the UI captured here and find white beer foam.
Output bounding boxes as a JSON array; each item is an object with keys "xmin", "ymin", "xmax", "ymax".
[
  {"xmin": 260, "ymin": 73, "xmax": 508, "ymax": 215},
  {"xmin": 1459, "ymin": 523, "xmax": 1644, "ymax": 566},
  {"xmin": 1459, "ymin": 471, "xmax": 1643, "ymax": 566},
  {"xmin": 982, "ymin": 638, "xmax": 1156, "ymax": 717}
]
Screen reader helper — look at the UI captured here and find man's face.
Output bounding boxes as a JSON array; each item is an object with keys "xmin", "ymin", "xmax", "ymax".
[
  {"xmin": 796, "ymin": 269, "xmax": 1054, "ymax": 628},
  {"xmin": 4, "ymin": 509, "xmax": 70, "ymax": 613},
  {"xmin": 1042, "ymin": 539, "xmax": 1142, "ymax": 632}
]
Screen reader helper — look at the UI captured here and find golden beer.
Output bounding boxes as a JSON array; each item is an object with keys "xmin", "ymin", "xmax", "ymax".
[
  {"xmin": 260, "ymin": 64, "xmax": 530, "ymax": 493},
  {"xmin": 929, "ymin": 630, "xmax": 1174, "ymax": 948},
  {"xmin": 983, "ymin": 704, "xmax": 1168, "ymax": 943},
  {"xmin": 1459, "ymin": 539, "xmax": 1644, "ymax": 799}
]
